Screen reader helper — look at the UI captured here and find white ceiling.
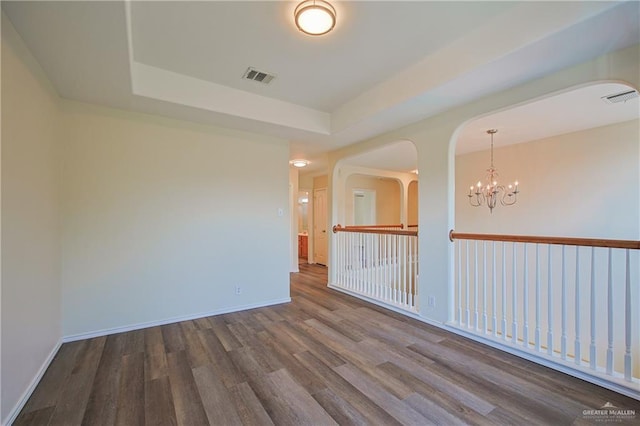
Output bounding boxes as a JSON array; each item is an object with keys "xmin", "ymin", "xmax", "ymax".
[
  {"xmin": 336, "ymin": 82, "xmax": 639, "ymax": 174},
  {"xmin": 2, "ymin": 1, "xmax": 639, "ymax": 172},
  {"xmin": 457, "ymin": 82, "xmax": 640, "ymax": 154},
  {"xmin": 342, "ymin": 140, "xmax": 418, "ymax": 173}
]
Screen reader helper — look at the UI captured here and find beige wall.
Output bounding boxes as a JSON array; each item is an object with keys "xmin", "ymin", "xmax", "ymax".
[
  {"xmin": 313, "ymin": 174, "xmax": 328, "ymax": 189},
  {"xmin": 455, "ymin": 119, "xmax": 640, "ymax": 239},
  {"xmin": 1, "ymin": 15, "xmax": 62, "ymax": 424},
  {"xmin": 60, "ymin": 101, "xmax": 291, "ymax": 337},
  {"xmin": 345, "ymin": 174, "xmax": 402, "ymax": 225},
  {"xmin": 299, "ymin": 174, "xmax": 313, "ymax": 189}
]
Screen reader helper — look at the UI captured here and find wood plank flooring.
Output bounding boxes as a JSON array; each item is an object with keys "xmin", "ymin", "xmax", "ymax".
[{"xmin": 14, "ymin": 262, "xmax": 640, "ymax": 425}]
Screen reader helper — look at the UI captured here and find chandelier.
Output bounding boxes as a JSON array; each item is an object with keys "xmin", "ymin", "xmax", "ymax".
[{"xmin": 468, "ymin": 129, "xmax": 519, "ymax": 213}]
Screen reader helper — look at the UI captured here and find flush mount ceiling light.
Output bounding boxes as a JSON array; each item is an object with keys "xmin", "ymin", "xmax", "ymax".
[
  {"xmin": 290, "ymin": 159, "xmax": 309, "ymax": 168},
  {"xmin": 294, "ymin": 0, "xmax": 336, "ymax": 36}
]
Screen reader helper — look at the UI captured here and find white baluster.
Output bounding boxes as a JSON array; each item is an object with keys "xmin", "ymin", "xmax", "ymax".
[
  {"xmin": 475, "ymin": 241, "xmax": 479, "ymax": 330},
  {"xmin": 574, "ymin": 246, "xmax": 581, "ymax": 366},
  {"xmin": 561, "ymin": 245, "xmax": 567, "ymax": 360},
  {"xmin": 341, "ymin": 232, "xmax": 345, "ymax": 286},
  {"xmin": 512, "ymin": 243, "xmax": 518, "ymax": 344},
  {"xmin": 590, "ymin": 247, "xmax": 596, "ymax": 370},
  {"xmin": 458, "ymin": 241, "xmax": 462, "ymax": 325},
  {"xmin": 395, "ymin": 234, "xmax": 399, "ymax": 304},
  {"xmin": 413, "ymin": 236, "xmax": 417, "ymax": 308},
  {"xmin": 466, "ymin": 241, "xmax": 471, "ymax": 328},
  {"xmin": 408, "ymin": 236, "xmax": 412, "ymax": 308},
  {"xmin": 492, "ymin": 241, "xmax": 497, "ymax": 337},
  {"xmin": 403, "ymin": 236, "xmax": 408, "ymax": 307},
  {"xmin": 606, "ymin": 248, "xmax": 613, "ymax": 375},
  {"xmin": 376, "ymin": 235, "xmax": 380, "ymax": 299},
  {"xmin": 360, "ymin": 233, "xmax": 365, "ymax": 293},
  {"xmin": 345, "ymin": 232, "xmax": 349, "ymax": 288},
  {"xmin": 399, "ymin": 235, "xmax": 404, "ymax": 306},
  {"xmin": 354, "ymin": 232, "xmax": 358, "ymax": 290},
  {"xmin": 388, "ymin": 233, "xmax": 392, "ymax": 301},
  {"xmin": 383, "ymin": 234, "xmax": 388, "ymax": 300},
  {"xmin": 394, "ymin": 234, "xmax": 399, "ymax": 304},
  {"xmin": 370, "ymin": 233, "xmax": 374, "ymax": 297},
  {"xmin": 483, "ymin": 241, "xmax": 488, "ymax": 334},
  {"xmin": 352, "ymin": 232, "xmax": 356, "ymax": 291},
  {"xmin": 547, "ymin": 245, "xmax": 554, "ymax": 356},
  {"xmin": 365, "ymin": 234, "xmax": 369, "ymax": 296},
  {"xmin": 395, "ymin": 234, "xmax": 400, "ymax": 304},
  {"xmin": 502, "ymin": 242, "xmax": 507, "ymax": 340},
  {"xmin": 624, "ymin": 249, "xmax": 631, "ymax": 381},
  {"xmin": 523, "ymin": 244, "xmax": 529, "ymax": 348},
  {"xmin": 535, "ymin": 244, "xmax": 541, "ymax": 352}
]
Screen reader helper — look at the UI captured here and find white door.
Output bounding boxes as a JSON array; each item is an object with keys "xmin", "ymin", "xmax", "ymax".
[{"xmin": 313, "ymin": 188, "xmax": 328, "ymax": 265}]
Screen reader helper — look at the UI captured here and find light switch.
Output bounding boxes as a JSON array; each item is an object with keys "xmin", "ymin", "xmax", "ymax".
[{"xmin": 278, "ymin": 208, "xmax": 284, "ymax": 217}]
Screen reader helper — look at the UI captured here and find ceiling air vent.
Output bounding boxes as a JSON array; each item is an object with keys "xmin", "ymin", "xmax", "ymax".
[
  {"xmin": 242, "ymin": 67, "xmax": 275, "ymax": 84},
  {"xmin": 601, "ymin": 89, "xmax": 639, "ymax": 104}
]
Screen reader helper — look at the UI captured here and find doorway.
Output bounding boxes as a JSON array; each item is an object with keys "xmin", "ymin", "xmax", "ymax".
[
  {"xmin": 313, "ymin": 188, "xmax": 328, "ymax": 265},
  {"xmin": 353, "ymin": 189, "xmax": 376, "ymax": 225}
]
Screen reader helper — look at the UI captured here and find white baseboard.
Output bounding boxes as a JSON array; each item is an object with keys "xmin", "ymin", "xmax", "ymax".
[
  {"xmin": 328, "ymin": 282, "xmax": 640, "ymax": 401},
  {"xmin": 442, "ymin": 324, "xmax": 640, "ymax": 401},
  {"xmin": 62, "ymin": 297, "xmax": 291, "ymax": 343},
  {"xmin": 4, "ymin": 297, "xmax": 291, "ymax": 425},
  {"xmin": 328, "ymin": 283, "xmax": 424, "ymax": 320},
  {"xmin": 4, "ymin": 339, "xmax": 62, "ymax": 426}
]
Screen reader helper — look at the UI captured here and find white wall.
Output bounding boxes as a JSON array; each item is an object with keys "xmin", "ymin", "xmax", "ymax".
[
  {"xmin": 1, "ymin": 14, "xmax": 62, "ymax": 424},
  {"xmin": 60, "ymin": 101, "xmax": 291, "ymax": 337},
  {"xmin": 456, "ymin": 120, "xmax": 640, "ymax": 239},
  {"xmin": 289, "ymin": 166, "xmax": 299, "ymax": 272}
]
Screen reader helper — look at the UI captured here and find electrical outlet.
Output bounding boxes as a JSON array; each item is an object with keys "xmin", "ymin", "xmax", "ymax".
[
  {"xmin": 428, "ymin": 295, "xmax": 436, "ymax": 307},
  {"xmin": 235, "ymin": 286, "xmax": 242, "ymax": 295}
]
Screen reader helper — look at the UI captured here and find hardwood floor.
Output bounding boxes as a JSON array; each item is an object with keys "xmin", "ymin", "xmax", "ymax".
[{"xmin": 15, "ymin": 263, "xmax": 640, "ymax": 425}]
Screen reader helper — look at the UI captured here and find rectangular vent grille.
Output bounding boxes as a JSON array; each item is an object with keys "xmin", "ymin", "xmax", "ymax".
[
  {"xmin": 243, "ymin": 67, "xmax": 275, "ymax": 84},
  {"xmin": 601, "ymin": 89, "xmax": 639, "ymax": 104}
]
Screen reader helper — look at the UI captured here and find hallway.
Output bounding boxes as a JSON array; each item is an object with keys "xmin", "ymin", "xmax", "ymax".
[{"xmin": 15, "ymin": 263, "xmax": 640, "ymax": 425}]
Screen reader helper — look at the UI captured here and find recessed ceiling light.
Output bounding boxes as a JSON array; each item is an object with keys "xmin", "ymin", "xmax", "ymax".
[
  {"xmin": 294, "ymin": 0, "xmax": 336, "ymax": 36},
  {"xmin": 290, "ymin": 159, "xmax": 309, "ymax": 167}
]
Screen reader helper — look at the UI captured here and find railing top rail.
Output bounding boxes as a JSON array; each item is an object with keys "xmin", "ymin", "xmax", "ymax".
[
  {"xmin": 344, "ymin": 224, "xmax": 404, "ymax": 229},
  {"xmin": 334, "ymin": 225, "xmax": 418, "ymax": 237},
  {"xmin": 449, "ymin": 230, "xmax": 640, "ymax": 250}
]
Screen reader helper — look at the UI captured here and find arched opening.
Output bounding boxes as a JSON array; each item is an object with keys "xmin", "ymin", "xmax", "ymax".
[
  {"xmin": 448, "ymin": 81, "xmax": 639, "ymax": 387},
  {"xmin": 451, "ymin": 81, "xmax": 639, "ymax": 237},
  {"xmin": 332, "ymin": 139, "xmax": 418, "ymax": 227},
  {"xmin": 330, "ymin": 139, "xmax": 419, "ymax": 312}
]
